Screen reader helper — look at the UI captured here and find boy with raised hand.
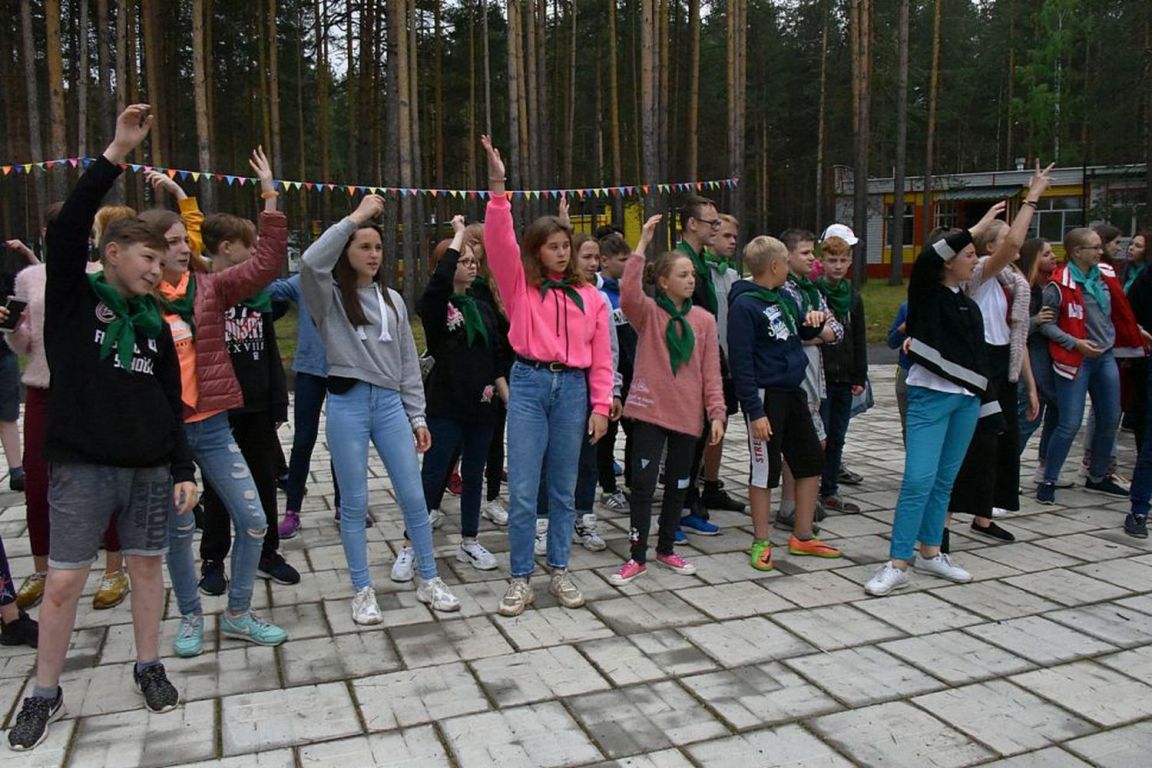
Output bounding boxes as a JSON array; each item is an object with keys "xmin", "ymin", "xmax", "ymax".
[
  {"xmin": 817, "ymin": 234, "xmax": 867, "ymax": 514},
  {"xmin": 595, "ymin": 231, "xmax": 636, "ymax": 512},
  {"xmin": 700, "ymin": 213, "xmax": 746, "ymax": 513},
  {"xmin": 8, "ymin": 105, "xmax": 198, "ymax": 752},
  {"xmin": 727, "ymin": 236, "xmax": 843, "ymax": 572},
  {"xmin": 775, "ymin": 228, "xmax": 843, "ymax": 530}
]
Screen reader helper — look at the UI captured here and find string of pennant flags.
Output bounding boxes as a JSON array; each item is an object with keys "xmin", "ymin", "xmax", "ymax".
[{"xmin": 1, "ymin": 156, "xmax": 739, "ymax": 200}]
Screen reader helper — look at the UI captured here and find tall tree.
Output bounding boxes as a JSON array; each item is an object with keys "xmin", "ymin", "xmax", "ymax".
[
  {"xmin": 19, "ymin": 0, "xmax": 45, "ymax": 218},
  {"xmin": 889, "ymin": 0, "xmax": 909, "ymax": 285},
  {"xmin": 814, "ymin": 0, "xmax": 830, "ymax": 231},
  {"xmin": 267, "ymin": 0, "xmax": 284, "ymax": 176},
  {"xmin": 922, "ymin": 0, "xmax": 943, "ymax": 245},
  {"xmin": 45, "ymin": 0, "xmax": 67, "ymax": 197},
  {"xmin": 686, "ymin": 0, "xmax": 700, "ymax": 180},
  {"xmin": 192, "ymin": 0, "xmax": 214, "ymax": 209},
  {"xmin": 727, "ymin": 0, "xmax": 747, "ymax": 231},
  {"xmin": 140, "ymin": 0, "xmax": 164, "ymax": 167},
  {"xmin": 78, "ymin": 0, "xmax": 90, "ymax": 159},
  {"xmin": 850, "ymin": 0, "xmax": 872, "ymax": 286},
  {"xmin": 96, "ymin": 0, "xmax": 113, "ymax": 134}
]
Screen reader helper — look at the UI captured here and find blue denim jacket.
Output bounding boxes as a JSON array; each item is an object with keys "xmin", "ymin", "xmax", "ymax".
[{"xmin": 269, "ymin": 274, "xmax": 329, "ymax": 377}]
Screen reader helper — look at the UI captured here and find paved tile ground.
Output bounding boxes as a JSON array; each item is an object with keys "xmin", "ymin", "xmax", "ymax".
[{"xmin": 3, "ymin": 365, "xmax": 1152, "ymax": 767}]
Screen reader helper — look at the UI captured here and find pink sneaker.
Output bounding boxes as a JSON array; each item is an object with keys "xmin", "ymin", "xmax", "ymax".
[
  {"xmin": 656, "ymin": 552, "xmax": 697, "ymax": 575},
  {"xmin": 278, "ymin": 510, "xmax": 301, "ymax": 539},
  {"xmin": 607, "ymin": 560, "xmax": 647, "ymax": 586}
]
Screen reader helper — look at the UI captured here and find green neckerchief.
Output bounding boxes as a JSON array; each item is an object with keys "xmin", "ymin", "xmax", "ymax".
[
  {"xmin": 818, "ymin": 276, "xmax": 852, "ymax": 320},
  {"xmin": 87, "ymin": 273, "xmax": 165, "ymax": 369},
  {"xmin": 449, "ymin": 292, "xmax": 490, "ymax": 347},
  {"xmin": 654, "ymin": 293, "xmax": 695, "ymax": 374},
  {"xmin": 1068, "ymin": 260, "xmax": 1109, "ymax": 311},
  {"xmin": 704, "ymin": 249, "xmax": 735, "ymax": 276},
  {"xmin": 676, "ymin": 240, "xmax": 718, "ymax": 315},
  {"xmin": 472, "ymin": 275, "xmax": 488, "ymax": 289},
  {"xmin": 787, "ymin": 272, "xmax": 822, "ymax": 313},
  {"xmin": 1125, "ymin": 263, "xmax": 1145, "ymax": 293},
  {"xmin": 539, "ymin": 277, "xmax": 585, "ymax": 313},
  {"xmin": 239, "ymin": 289, "xmax": 272, "ymax": 314},
  {"xmin": 159, "ymin": 273, "xmax": 197, "ymax": 338},
  {"xmin": 747, "ymin": 285, "xmax": 799, "ymax": 335}
]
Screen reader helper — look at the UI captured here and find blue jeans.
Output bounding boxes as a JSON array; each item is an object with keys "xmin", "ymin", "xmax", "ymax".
[
  {"xmin": 167, "ymin": 412, "xmax": 267, "ymax": 615},
  {"xmin": 537, "ymin": 419, "xmax": 598, "ymax": 518},
  {"xmin": 422, "ymin": 416, "xmax": 495, "ymax": 538},
  {"xmin": 1129, "ymin": 371, "xmax": 1152, "ymax": 517},
  {"xmin": 819, "ymin": 382, "xmax": 854, "ymax": 497},
  {"xmin": 506, "ymin": 362, "xmax": 587, "ymax": 578},
  {"xmin": 285, "ymin": 372, "xmax": 340, "ymax": 512},
  {"xmin": 1044, "ymin": 351, "xmax": 1120, "ymax": 484},
  {"xmin": 890, "ymin": 387, "xmax": 980, "ymax": 561},
  {"xmin": 328, "ymin": 383, "xmax": 438, "ymax": 590}
]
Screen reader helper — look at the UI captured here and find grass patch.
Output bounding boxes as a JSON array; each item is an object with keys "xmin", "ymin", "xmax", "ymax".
[{"xmin": 859, "ymin": 279, "xmax": 907, "ymax": 345}]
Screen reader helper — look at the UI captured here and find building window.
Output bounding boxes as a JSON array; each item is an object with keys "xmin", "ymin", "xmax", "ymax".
[
  {"xmin": 934, "ymin": 202, "xmax": 958, "ymax": 231},
  {"xmin": 885, "ymin": 203, "xmax": 915, "ymax": 245},
  {"xmin": 1029, "ymin": 196, "xmax": 1084, "ymax": 242}
]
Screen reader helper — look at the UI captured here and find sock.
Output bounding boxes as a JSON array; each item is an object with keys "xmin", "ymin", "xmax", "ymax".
[
  {"xmin": 794, "ymin": 531, "xmax": 814, "ymax": 541},
  {"xmin": 135, "ymin": 659, "xmax": 162, "ymax": 675},
  {"xmin": 32, "ymin": 684, "xmax": 59, "ymax": 701},
  {"xmin": 462, "ymin": 536, "xmax": 477, "ymax": 544},
  {"xmin": 941, "ymin": 528, "xmax": 951, "ymax": 554}
]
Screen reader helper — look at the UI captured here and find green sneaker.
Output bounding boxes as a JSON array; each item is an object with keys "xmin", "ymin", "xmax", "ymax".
[
  {"xmin": 749, "ymin": 539, "xmax": 774, "ymax": 571},
  {"xmin": 220, "ymin": 610, "xmax": 288, "ymax": 647},
  {"xmin": 173, "ymin": 614, "xmax": 203, "ymax": 658}
]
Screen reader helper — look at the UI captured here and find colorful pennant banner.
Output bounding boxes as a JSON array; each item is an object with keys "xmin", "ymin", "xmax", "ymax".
[{"xmin": 1, "ymin": 156, "xmax": 740, "ymax": 199}]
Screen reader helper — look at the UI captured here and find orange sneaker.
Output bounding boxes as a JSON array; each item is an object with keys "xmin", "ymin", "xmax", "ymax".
[{"xmin": 787, "ymin": 535, "xmax": 843, "ymax": 559}]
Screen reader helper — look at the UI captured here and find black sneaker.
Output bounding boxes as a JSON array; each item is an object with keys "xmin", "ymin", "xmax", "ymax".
[
  {"xmin": 257, "ymin": 552, "xmax": 301, "ymax": 585},
  {"xmin": 7, "ymin": 689, "xmax": 64, "ymax": 751},
  {"xmin": 1124, "ymin": 514, "xmax": 1148, "ymax": 539},
  {"xmin": 133, "ymin": 663, "xmax": 180, "ymax": 713},
  {"xmin": 1036, "ymin": 482, "xmax": 1056, "ymax": 505},
  {"xmin": 838, "ymin": 465, "xmax": 864, "ymax": 486},
  {"xmin": 198, "ymin": 560, "xmax": 228, "ymax": 596},
  {"xmin": 970, "ymin": 520, "xmax": 1016, "ymax": 542},
  {"xmin": 8, "ymin": 470, "xmax": 25, "ymax": 492},
  {"xmin": 701, "ymin": 484, "xmax": 747, "ymax": 512},
  {"xmin": 821, "ymin": 495, "xmax": 861, "ymax": 514},
  {"xmin": 0, "ymin": 609, "xmax": 39, "ymax": 648},
  {"xmin": 1085, "ymin": 476, "xmax": 1129, "ymax": 497}
]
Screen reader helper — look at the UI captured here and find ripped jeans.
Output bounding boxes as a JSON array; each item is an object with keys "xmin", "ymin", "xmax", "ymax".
[{"xmin": 167, "ymin": 412, "xmax": 267, "ymax": 616}]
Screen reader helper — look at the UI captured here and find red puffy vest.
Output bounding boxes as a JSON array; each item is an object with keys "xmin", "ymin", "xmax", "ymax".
[{"xmin": 1048, "ymin": 262, "xmax": 1144, "ymax": 380}]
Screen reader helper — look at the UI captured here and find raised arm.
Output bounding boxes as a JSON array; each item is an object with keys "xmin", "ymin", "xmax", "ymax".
[
  {"xmin": 981, "ymin": 162, "xmax": 1054, "ymax": 283},
  {"xmin": 300, "ymin": 195, "xmax": 383, "ymax": 324},
  {"xmin": 479, "ymin": 136, "xmax": 526, "ymax": 311}
]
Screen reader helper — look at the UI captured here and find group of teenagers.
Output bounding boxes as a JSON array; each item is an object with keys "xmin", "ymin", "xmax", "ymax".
[{"xmin": 1, "ymin": 107, "xmax": 1149, "ymax": 752}]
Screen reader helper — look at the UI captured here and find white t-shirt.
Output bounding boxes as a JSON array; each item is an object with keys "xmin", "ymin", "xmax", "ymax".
[{"xmin": 971, "ymin": 267, "xmax": 1010, "ymax": 346}]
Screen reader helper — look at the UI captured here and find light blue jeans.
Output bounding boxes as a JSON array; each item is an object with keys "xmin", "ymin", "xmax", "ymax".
[
  {"xmin": 327, "ymin": 382, "xmax": 437, "ymax": 590},
  {"xmin": 1044, "ymin": 350, "xmax": 1120, "ymax": 484},
  {"xmin": 167, "ymin": 412, "xmax": 267, "ymax": 615},
  {"xmin": 506, "ymin": 362, "xmax": 588, "ymax": 578},
  {"xmin": 890, "ymin": 386, "xmax": 980, "ymax": 561}
]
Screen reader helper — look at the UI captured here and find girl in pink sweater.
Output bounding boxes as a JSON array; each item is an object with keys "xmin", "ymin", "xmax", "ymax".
[
  {"xmin": 480, "ymin": 136, "xmax": 613, "ymax": 617},
  {"xmin": 608, "ymin": 215, "xmax": 727, "ymax": 585}
]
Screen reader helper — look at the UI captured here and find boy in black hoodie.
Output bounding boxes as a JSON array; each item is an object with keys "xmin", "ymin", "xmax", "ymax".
[
  {"xmin": 8, "ymin": 105, "xmax": 198, "ymax": 752},
  {"xmin": 727, "ymin": 236, "xmax": 843, "ymax": 573}
]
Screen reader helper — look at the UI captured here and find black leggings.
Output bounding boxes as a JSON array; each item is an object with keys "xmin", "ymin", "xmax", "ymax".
[{"xmin": 628, "ymin": 421, "xmax": 697, "ymax": 563}]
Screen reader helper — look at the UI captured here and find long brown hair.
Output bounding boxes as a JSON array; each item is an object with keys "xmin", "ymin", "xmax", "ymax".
[
  {"xmin": 521, "ymin": 215, "xmax": 583, "ymax": 287},
  {"xmin": 138, "ymin": 208, "xmax": 212, "ymax": 273},
  {"xmin": 334, "ymin": 223, "xmax": 396, "ymax": 327},
  {"xmin": 1018, "ymin": 238, "xmax": 1049, "ymax": 288}
]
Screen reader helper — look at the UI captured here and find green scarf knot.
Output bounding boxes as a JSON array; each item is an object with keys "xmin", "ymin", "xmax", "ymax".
[
  {"xmin": 159, "ymin": 273, "xmax": 197, "ymax": 338},
  {"xmin": 677, "ymin": 241, "xmax": 718, "ymax": 315},
  {"xmin": 239, "ymin": 289, "xmax": 272, "ymax": 314},
  {"xmin": 747, "ymin": 286, "xmax": 800, "ymax": 336},
  {"xmin": 539, "ymin": 277, "xmax": 585, "ymax": 313},
  {"xmin": 87, "ymin": 273, "xmax": 164, "ymax": 370},
  {"xmin": 704, "ymin": 250, "xmax": 736, "ymax": 276},
  {"xmin": 655, "ymin": 293, "xmax": 695, "ymax": 374},
  {"xmin": 787, "ymin": 273, "xmax": 823, "ymax": 313},
  {"xmin": 1068, "ymin": 261, "xmax": 1110, "ymax": 312},
  {"xmin": 449, "ymin": 293, "xmax": 490, "ymax": 347},
  {"xmin": 818, "ymin": 277, "xmax": 852, "ymax": 320}
]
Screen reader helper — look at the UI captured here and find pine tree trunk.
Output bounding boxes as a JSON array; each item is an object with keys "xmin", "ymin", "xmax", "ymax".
[
  {"xmin": 889, "ymin": 0, "xmax": 909, "ymax": 285},
  {"xmin": 851, "ymin": 0, "xmax": 872, "ymax": 287},
  {"xmin": 78, "ymin": 0, "xmax": 90, "ymax": 159},
  {"xmin": 140, "ymin": 0, "xmax": 164, "ymax": 168},
  {"xmin": 726, "ymin": 0, "xmax": 747, "ymax": 229},
  {"xmin": 563, "ymin": 0, "xmax": 577, "ymax": 186},
  {"xmin": 345, "ymin": 0, "xmax": 356, "ymax": 177},
  {"xmin": 192, "ymin": 0, "xmax": 215, "ymax": 209},
  {"xmin": 525, "ymin": 0, "xmax": 540, "ymax": 196},
  {"xmin": 686, "ymin": 0, "xmax": 700, "ymax": 181},
  {"xmin": 641, "ymin": 0, "xmax": 662, "ymax": 245},
  {"xmin": 815, "ymin": 0, "xmax": 830, "ymax": 231},
  {"xmin": 45, "ymin": 0, "xmax": 68, "ymax": 197},
  {"xmin": 267, "ymin": 0, "xmax": 284, "ymax": 176},
  {"xmin": 1004, "ymin": 0, "xmax": 1016, "ymax": 169},
  {"xmin": 315, "ymin": 0, "xmax": 331, "ymax": 220},
  {"xmin": 96, "ymin": 0, "xmax": 113, "ymax": 139},
  {"xmin": 482, "ymin": 0, "xmax": 493, "ymax": 136},
  {"xmin": 922, "ymin": 0, "xmax": 943, "ymax": 246},
  {"xmin": 657, "ymin": 0, "xmax": 669, "ymax": 181},
  {"xmin": 20, "ymin": 0, "xmax": 45, "ymax": 219},
  {"xmin": 393, "ymin": 0, "xmax": 416, "ymax": 307}
]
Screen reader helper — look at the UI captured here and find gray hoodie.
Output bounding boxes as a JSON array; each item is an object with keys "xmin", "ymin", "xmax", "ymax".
[{"xmin": 300, "ymin": 217, "xmax": 426, "ymax": 427}]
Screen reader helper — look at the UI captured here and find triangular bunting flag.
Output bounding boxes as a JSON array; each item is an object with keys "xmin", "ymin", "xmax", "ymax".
[
  {"xmin": 69, "ymin": 158, "xmax": 79, "ymax": 168},
  {"xmin": 167, "ymin": 169, "xmax": 178, "ymax": 179},
  {"xmin": 1, "ymin": 166, "xmax": 10, "ymax": 176},
  {"xmin": 192, "ymin": 172, "xmax": 201, "ymax": 182},
  {"xmin": 23, "ymin": 164, "xmax": 32, "ymax": 174}
]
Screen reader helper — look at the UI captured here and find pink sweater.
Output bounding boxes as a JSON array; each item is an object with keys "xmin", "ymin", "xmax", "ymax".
[
  {"xmin": 9, "ymin": 261, "xmax": 102, "ymax": 389},
  {"xmin": 620, "ymin": 251, "xmax": 726, "ymax": 436},
  {"xmin": 483, "ymin": 197, "xmax": 614, "ymax": 415}
]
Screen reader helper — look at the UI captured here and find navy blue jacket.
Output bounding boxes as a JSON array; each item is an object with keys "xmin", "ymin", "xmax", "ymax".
[{"xmin": 726, "ymin": 280, "xmax": 823, "ymax": 420}]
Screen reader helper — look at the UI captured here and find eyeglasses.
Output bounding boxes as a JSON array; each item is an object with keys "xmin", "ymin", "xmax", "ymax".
[{"xmin": 695, "ymin": 217, "xmax": 722, "ymax": 229}]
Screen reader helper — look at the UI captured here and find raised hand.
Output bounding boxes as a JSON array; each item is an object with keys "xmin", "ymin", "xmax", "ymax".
[
  {"xmin": 105, "ymin": 104, "xmax": 153, "ymax": 164},
  {"xmin": 480, "ymin": 135, "xmax": 506, "ymax": 188},
  {"xmin": 451, "ymin": 214, "xmax": 466, "ymax": 234},
  {"xmin": 144, "ymin": 169, "xmax": 187, "ymax": 201},
  {"xmin": 1026, "ymin": 160, "xmax": 1056, "ymax": 203},
  {"xmin": 350, "ymin": 194, "xmax": 385, "ymax": 225},
  {"xmin": 249, "ymin": 146, "xmax": 274, "ymax": 188},
  {"xmin": 971, "ymin": 200, "xmax": 1009, "ymax": 237},
  {"xmin": 637, "ymin": 214, "xmax": 663, "ymax": 253},
  {"xmin": 558, "ymin": 195, "xmax": 571, "ymax": 228}
]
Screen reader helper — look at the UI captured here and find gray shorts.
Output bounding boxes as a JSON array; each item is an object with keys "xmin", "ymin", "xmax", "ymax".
[{"xmin": 48, "ymin": 463, "xmax": 172, "ymax": 568}]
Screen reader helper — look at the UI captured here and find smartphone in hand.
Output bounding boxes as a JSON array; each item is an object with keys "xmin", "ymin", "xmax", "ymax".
[{"xmin": 0, "ymin": 297, "xmax": 28, "ymax": 332}]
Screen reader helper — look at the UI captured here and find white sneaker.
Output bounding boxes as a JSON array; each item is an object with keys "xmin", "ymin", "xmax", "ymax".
[
  {"xmin": 498, "ymin": 578, "xmax": 535, "ymax": 617},
  {"xmin": 457, "ymin": 539, "xmax": 498, "ymax": 570},
  {"xmin": 415, "ymin": 576, "xmax": 461, "ymax": 612},
  {"xmin": 914, "ymin": 553, "xmax": 973, "ymax": 583},
  {"xmin": 482, "ymin": 499, "xmax": 509, "ymax": 526},
  {"xmin": 429, "ymin": 509, "xmax": 445, "ymax": 529},
  {"xmin": 864, "ymin": 562, "xmax": 911, "ymax": 596},
  {"xmin": 549, "ymin": 569, "xmax": 586, "ymax": 608},
  {"xmin": 991, "ymin": 507, "xmax": 1007, "ymax": 519},
  {"xmin": 390, "ymin": 546, "xmax": 415, "ymax": 582},
  {"xmin": 600, "ymin": 491, "xmax": 629, "ymax": 513},
  {"xmin": 573, "ymin": 512, "xmax": 607, "ymax": 552},
  {"xmin": 534, "ymin": 519, "xmax": 549, "ymax": 556},
  {"xmin": 351, "ymin": 586, "xmax": 383, "ymax": 625}
]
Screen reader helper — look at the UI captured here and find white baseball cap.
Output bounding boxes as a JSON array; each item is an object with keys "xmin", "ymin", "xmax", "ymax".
[{"xmin": 821, "ymin": 223, "xmax": 858, "ymax": 246}]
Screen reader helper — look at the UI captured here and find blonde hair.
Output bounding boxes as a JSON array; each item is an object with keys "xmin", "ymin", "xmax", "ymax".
[
  {"xmin": 93, "ymin": 205, "xmax": 137, "ymax": 246},
  {"xmin": 718, "ymin": 213, "xmax": 740, "ymax": 228},
  {"xmin": 743, "ymin": 235, "xmax": 787, "ymax": 276}
]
